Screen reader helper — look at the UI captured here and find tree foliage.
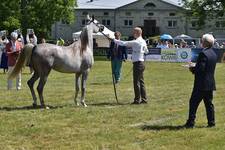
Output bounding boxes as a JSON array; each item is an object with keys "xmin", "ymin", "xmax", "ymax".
[
  {"xmin": 0, "ymin": 0, "xmax": 76, "ymax": 38},
  {"xmin": 183, "ymin": 0, "xmax": 225, "ymax": 27}
]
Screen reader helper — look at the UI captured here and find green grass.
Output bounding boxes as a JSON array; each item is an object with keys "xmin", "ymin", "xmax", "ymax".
[{"xmin": 0, "ymin": 61, "xmax": 225, "ymax": 150}]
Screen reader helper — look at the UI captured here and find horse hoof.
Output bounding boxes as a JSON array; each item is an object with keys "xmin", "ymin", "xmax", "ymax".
[
  {"xmin": 76, "ymin": 103, "xmax": 80, "ymax": 106},
  {"xmin": 46, "ymin": 106, "xmax": 50, "ymax": 110},
  {"xmin": 81, "ymin": 102, "xmax": 87, "ymax": 107}
]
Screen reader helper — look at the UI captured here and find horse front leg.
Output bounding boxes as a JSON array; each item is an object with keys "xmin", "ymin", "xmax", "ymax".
[
  {"xmin": 74, "ymin": 73, "xmax": 81, "ymax": 106},
  {"xmin": 81, "ymin": 71, "xmax": 88, "ymax": 107},
  {"xmin": 27, "ymin": 72, "xmax": 39, "ymax": 107}
]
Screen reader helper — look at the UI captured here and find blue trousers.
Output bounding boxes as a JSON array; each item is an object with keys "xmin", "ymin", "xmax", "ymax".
[{"xmin": 112, "ymin": 59, "xmax": 122, "ymax": 81}]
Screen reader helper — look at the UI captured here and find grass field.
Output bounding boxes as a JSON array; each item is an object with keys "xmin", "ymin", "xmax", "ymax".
[{"xmin": 0, "ymin": 61, "xmax": 225, "ymax": 150}]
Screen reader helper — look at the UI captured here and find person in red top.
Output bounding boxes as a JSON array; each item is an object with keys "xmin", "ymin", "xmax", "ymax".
[{"xmin": 6, "ymin": 32, "xmax": 23, "ymax": 90}]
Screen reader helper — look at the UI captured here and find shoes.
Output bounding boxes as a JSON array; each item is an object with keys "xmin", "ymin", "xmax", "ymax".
[
  {"xmin": 131, "ymin": 101, "xmax": 140, "ymax": 105},
  {"xmin": 207, "ymin": 123, "xmax": 215, "ymax": 128},
  {"xmin": 140, "ymin": 100, "xmax": 148, "ymax": 104},
  {"xmin": 183, "ymin": 121, "xmax": 195, "ymax": 128}
]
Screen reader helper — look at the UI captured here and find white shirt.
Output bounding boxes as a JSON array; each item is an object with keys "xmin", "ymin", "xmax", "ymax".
[
  {"xmin": 11, "ymin": 41, "xmax": 17, "ymax": 52},
  {"xmin": 114, "ymin": 37, "xmax": 148, "ymax": 62},
  {"xmin": 26, "ymin": 34, "xmax": 37, "ymax": 45}
]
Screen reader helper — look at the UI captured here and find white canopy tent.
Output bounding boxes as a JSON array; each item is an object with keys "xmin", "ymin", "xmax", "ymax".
[
  {"xmin": 174, "ymin": 34, "xmax": 192, "ymax": 39},
  {"xmin": 72, "ymin": 26, "xmax": 115, "ymax": 47}
]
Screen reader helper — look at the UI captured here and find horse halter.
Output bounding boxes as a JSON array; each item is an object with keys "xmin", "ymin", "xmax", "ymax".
[{"xmin": 87, "ymin": 17, "xmax": 105, "ymax": 33}]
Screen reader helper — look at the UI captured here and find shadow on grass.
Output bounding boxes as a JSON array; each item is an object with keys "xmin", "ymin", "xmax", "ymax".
[
  {"xmin": 0, "ymin": 105, "xmax": 64, "ymax": 111},
  {"xmin": 89, "ymin": 102, "xmax": 130, "ymax": 107},
  {"xmin": 141, "ymin": 125, "xmax": 206, "ymax": 131},
  {"xmin": 90, "ymin": 81, "xmax": 112, "ymax": 85}
]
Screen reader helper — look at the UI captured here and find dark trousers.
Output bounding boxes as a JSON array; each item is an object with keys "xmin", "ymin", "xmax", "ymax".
[
  {"xmin": 187, "ymin": 89, "xmax": 215, "ymax": 125},
  {"xmin": 133, "ymin": 61, "xmax": 147, "ymax": 102}
]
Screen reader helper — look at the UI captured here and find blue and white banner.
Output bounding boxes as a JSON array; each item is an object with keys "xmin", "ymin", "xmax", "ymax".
[
  {"xmin": 145, "ymin": 48, "xmax": 161, "ymax": 61},
  {"xmin": 177, "ymin": 48, "xmax": 192, "ymax": 62},
  {"xmin": 161, "ymin": 48, "xmax": 177, "ymax": 62}
]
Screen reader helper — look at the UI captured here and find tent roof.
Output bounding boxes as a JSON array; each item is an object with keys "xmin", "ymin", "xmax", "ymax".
[{"xmin": 73, "ymin": 26, "xmax": 115, "ymax": 39}]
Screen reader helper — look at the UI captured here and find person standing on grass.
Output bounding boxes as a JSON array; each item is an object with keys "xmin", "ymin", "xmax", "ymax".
[
  {"xmin": 185, "ymin": 34, "xmax": 217, "ymax": 128},
  {"xmin": 107, "ymin": 31, "xmax": 127, "ymax": 83},
  {"xmin": 0, "ymin": 34, "xmax": 9, "ymax": 73},
  {"xmin": 112, "ymin": 27, "xmax": 148, "ymax": 104},
  {"xmin": 6, "ymin": 32, "xmax": 23, "ymax": 90}
]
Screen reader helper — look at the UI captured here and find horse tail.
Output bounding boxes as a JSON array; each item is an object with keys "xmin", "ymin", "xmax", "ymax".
[{"xmin": 8, "ymin": 44, "xmax": 35, "ymax": 79}]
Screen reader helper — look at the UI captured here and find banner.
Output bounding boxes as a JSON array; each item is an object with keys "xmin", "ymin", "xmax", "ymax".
[
  {"xmin": 145, "ymin": 48, "xmax": 161, "ymax": 61},
  {"xmin": 161, "ymin": 49, "xmax": 177, "ymax": 62},
  {"xmin": 191, "ymin": 48, "xmax": 225, "ymax": 63},
  {"xmin": 177, "ymin": 48, "xmax": 192, "ymax": 62}
]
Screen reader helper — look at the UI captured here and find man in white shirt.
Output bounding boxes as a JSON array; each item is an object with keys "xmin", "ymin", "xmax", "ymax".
[{"xmin": 113, "ymin": 27, "xmax": 148, "ymax": 104}]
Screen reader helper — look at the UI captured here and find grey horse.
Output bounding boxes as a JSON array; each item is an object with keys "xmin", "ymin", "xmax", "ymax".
[{"xmin": 8, "ymin": 16, "xmax": 104, "ymax": 108}]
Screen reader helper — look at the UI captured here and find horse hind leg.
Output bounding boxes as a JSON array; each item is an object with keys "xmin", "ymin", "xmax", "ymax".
[
  {"xmin": 80, "ymin": 71, "xmax": 89, "ymax": 107},
  {"xmin": 27, "ymin": 72, "xmax": 39, "ymax": 107},
  {"xmin": 37, "ymin": 72, "xmax": 50, "ymax": 108},
  {"xmin": 74, "ymin": 73, "xmax": 81, "ymax": 106}
]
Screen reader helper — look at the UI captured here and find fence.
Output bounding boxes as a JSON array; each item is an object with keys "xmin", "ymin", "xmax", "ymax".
[{"xmin": 93, "ymin": 47, "xmax": 225, "ymax": 63}]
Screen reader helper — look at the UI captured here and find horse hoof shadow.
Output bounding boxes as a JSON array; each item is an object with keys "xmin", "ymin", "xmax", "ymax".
[{"xmin": 0, "ymin": 104, "xmax": 64, "ymax": 111}]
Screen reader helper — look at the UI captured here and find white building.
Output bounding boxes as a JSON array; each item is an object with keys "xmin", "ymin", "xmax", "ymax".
[{"xmin": 52, "ymin": 0, "xmax": 225, "ymax": 40}]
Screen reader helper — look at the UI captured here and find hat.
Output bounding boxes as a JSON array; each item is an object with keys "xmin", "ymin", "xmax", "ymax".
[{"xmin": 11, "ymin": 32, "xmax": 18, "ymax": 39}]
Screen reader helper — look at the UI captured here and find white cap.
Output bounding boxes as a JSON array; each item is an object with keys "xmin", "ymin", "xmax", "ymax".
[{"xmin": 11, "ymin": 32, "xmax": 18, "ymax": 39}]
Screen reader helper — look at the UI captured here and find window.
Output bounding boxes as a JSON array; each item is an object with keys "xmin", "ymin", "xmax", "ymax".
[
  {"xmin": 167, "ymin": 20, "xmax": 177, "ymax": 28},
  {"xmin": 215, "ymin": 21, "xmax": 225, "ymax": 28},
  {"xmin": 124, "ymin": 20, "xmax": 133, "ymax": 26},
  {"xmin": 125, "ymin": 12, "xmax": 131, "ymax": 16},
  {"xmin": 107, "ymin": 20, "xmax": 111, "ymax": 26},
  {"xmin": 169, "ymin": 13, "xmax": 176, "ymax": 16},
  {"xmin": 102, "ymin": 19, "xmax": 111, "ymax": 26},
  {"xmin": 62, "ymin": 19, "xmax": 69, "ymax": 25},
  {"xmin": 82, "ymin": 11, "xmax": 88, "ymax": 16},
  {"xmin": 148, "ymin": 12, "xmax": 154, "ymax": 16},
  {"xmin": 129, "ymin": 20, "xmax": 133, "ymax": 26},
  {"xmin": 191, "ymin": 21, "xmax": 197, "ymax": 28},
  {"xmin": 81, "ymin": 19, "xmax": 89, "ymax": 25},
  {"xmin": 144, "ymin": 2, "xmax": 156, "ymax": 8},
  {"xmin": 104, "ymin": 12, "xmax": 109, "ymax": 16}
]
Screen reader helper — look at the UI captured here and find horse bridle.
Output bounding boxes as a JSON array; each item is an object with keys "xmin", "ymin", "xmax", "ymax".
[{"xmin": 86, "ymin": 17, "xmax": 110, "ymax": 39}]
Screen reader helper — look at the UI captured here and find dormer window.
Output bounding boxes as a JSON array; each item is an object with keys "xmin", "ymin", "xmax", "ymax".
[
  {"xmin": 144, "ymin": 3, "xmax": 156, "ymax": 8},
  {"xmin": 125, "ymin": 12, "xmax": 131, "ymax": 16},
  {"xmin": 82, "ymin": 11, "xmax": 88, "ymax": 16},
  {"xmin": 169, "ymin": 13, "xmax": 176, "ymax": 16},
  {"xmin": 104, "ymin": 12, "xmax": 109, "ymax": 16},
  {"xmin": 148, "ymin": 12, "xmax": 154, "ymax": 16}
]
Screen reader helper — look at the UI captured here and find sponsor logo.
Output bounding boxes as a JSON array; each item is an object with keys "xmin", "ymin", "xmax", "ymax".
[{"xmin": 180, "ymin": 51, "xmax": 188, "ymax": 59}]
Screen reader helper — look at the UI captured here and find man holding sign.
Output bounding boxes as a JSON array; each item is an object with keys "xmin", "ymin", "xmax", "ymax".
[{"xmin": 185, "ymin": 34, "xmax": 217, "ymax": 128}]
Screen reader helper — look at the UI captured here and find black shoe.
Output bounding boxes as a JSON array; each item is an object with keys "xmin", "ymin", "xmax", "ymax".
[
  {"xmin": 207, "ymin": 123, "xmax": 215, "ymax": 128},
  {"xmin": 140, "ymin": 100, "xmax": 148, "ymax": 104},
  {"xmin": 131, "ymin": 101, "xmax": 140, "ymax": 105},
  {"xmin": 184, "ymin": 122, "xmax": 194, "ymax": 128}
]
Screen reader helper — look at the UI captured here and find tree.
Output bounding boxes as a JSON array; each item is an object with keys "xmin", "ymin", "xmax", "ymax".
[
  {"xmin": 0, "ymin": 0, "xmax": 76, "ymax": 39},
  {"xmin": 183, "ymin": 0, "xmax": 225, "ymax": 28},
  {"xmin": 0, "ymin": 0, "xmax": 21, "ymax": 32}
]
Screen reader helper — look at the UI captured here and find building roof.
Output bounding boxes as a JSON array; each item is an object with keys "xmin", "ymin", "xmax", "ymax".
[{"xmin": 76, "ymin": 0, "xmax": 182, "ymax": 9}]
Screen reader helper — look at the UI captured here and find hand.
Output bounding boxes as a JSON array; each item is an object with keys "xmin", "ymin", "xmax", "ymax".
[{"xmin": 189, "ymin": 66, "xmax": 195, "ymax": 74}]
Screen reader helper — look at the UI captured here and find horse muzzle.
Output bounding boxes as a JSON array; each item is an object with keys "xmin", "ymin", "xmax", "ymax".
[{"xmin": 99, "ymin": 26, "xmax": 104, "ymax": 32}]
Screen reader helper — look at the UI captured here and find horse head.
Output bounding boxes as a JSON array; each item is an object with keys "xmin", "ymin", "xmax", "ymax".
[{"xmin": 86, "ymin": 15, "xmax": 104, "ymax": 33}]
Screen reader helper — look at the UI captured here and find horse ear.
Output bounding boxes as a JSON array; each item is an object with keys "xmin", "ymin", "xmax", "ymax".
[
  {"xmin": 86, "ymin": 14, "xmax": 91, "ymax": 20},
  {"xmin": 91, "ymin": 15, "xmax": 95, "ymax": 21}
]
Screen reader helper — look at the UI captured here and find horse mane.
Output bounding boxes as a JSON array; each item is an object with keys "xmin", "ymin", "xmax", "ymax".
[{"xmin": 80, "ymin": 26, "xmax": 89, "ymax": 55}]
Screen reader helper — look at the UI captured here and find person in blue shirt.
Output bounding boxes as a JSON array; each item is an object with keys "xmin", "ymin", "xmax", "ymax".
[{"xmin": 107, "ymin": 31, "xmax": 127, "ymax": 83}]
